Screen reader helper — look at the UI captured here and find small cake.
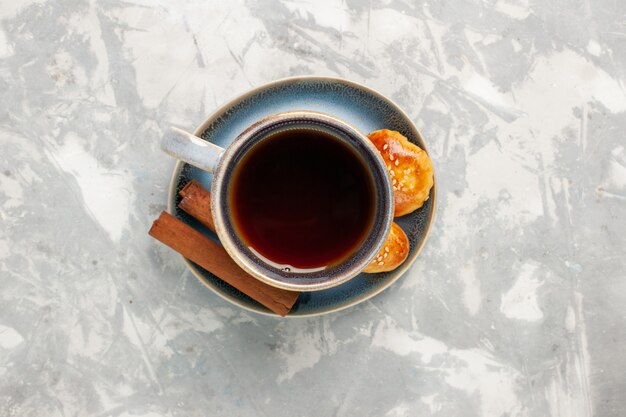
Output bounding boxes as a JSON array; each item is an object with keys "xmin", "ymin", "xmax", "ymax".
[
  {"xmin": 368, "ymin": 129, "xmax": 434, "ymax": 217},
  {"xmin": 364, "ymin": 222, "xmax": 410, "ymax": 273}
]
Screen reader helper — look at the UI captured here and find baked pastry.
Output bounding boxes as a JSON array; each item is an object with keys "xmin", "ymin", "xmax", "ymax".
[
  {"xmin": 364, "ymin": 222, "xmax": 409, "ymax": 273},
  {"xmin": 368, "ymin": 129, "xmax": 434, "ymax": 217}
]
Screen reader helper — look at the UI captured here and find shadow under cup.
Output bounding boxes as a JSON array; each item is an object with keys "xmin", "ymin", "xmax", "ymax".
[{"xmin": 211, "ymin": 117, "xmax": 393, "ymax": 292}]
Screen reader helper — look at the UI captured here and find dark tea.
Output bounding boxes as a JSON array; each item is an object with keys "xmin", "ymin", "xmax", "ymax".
[{"xmin": 230, "ymin": 128, "xmax": 376, "ymax": 271}]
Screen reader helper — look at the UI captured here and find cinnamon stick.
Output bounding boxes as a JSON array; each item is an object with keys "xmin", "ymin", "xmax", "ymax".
[
  {"xmin": 178, "ymin": 180, "xmax": 215, "ymax": 231},
  {"xmin": 149, "ymin": 211, "xmax": 298, "ymax": 316}
]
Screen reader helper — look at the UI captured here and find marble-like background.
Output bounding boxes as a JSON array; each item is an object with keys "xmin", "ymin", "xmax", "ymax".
[{"xmin": 1, "ymin": 0, "xmax": 625, "ymax": 416}]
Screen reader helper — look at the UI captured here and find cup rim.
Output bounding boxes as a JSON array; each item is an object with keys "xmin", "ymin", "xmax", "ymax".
[{"xmin": 210, "ymin": 110, "xmax": 394, "ymax": 292}]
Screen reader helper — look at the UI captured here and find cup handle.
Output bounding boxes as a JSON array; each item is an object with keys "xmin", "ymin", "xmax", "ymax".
[{"xmin": 161, "ymin": 127, "xmax": 225, "ymax": 172}]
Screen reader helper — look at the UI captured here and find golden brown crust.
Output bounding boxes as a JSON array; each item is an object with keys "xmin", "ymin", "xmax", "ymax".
[
  {"xmin": 363, "ymin": 222, "xmax": 410, "ymax": 273},
  {"xmin": 368, "ymin": 129, "xmax": 434, "ymax": 217}
]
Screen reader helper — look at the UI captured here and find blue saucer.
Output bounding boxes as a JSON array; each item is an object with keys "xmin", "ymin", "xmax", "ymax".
[{"xmin": 167, "ymin": 76, "xmax": 436, "ymax": 317}]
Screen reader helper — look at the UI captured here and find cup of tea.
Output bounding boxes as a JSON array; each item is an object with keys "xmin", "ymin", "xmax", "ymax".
[{"xmin": 162, "ymin": 111, "xmax": 393, "ymax": 291}]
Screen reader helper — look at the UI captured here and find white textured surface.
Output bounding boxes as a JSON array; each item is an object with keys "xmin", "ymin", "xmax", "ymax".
[{"xmin": 1, "ymin": 0, "xmax": 625, "ymax": 416}]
